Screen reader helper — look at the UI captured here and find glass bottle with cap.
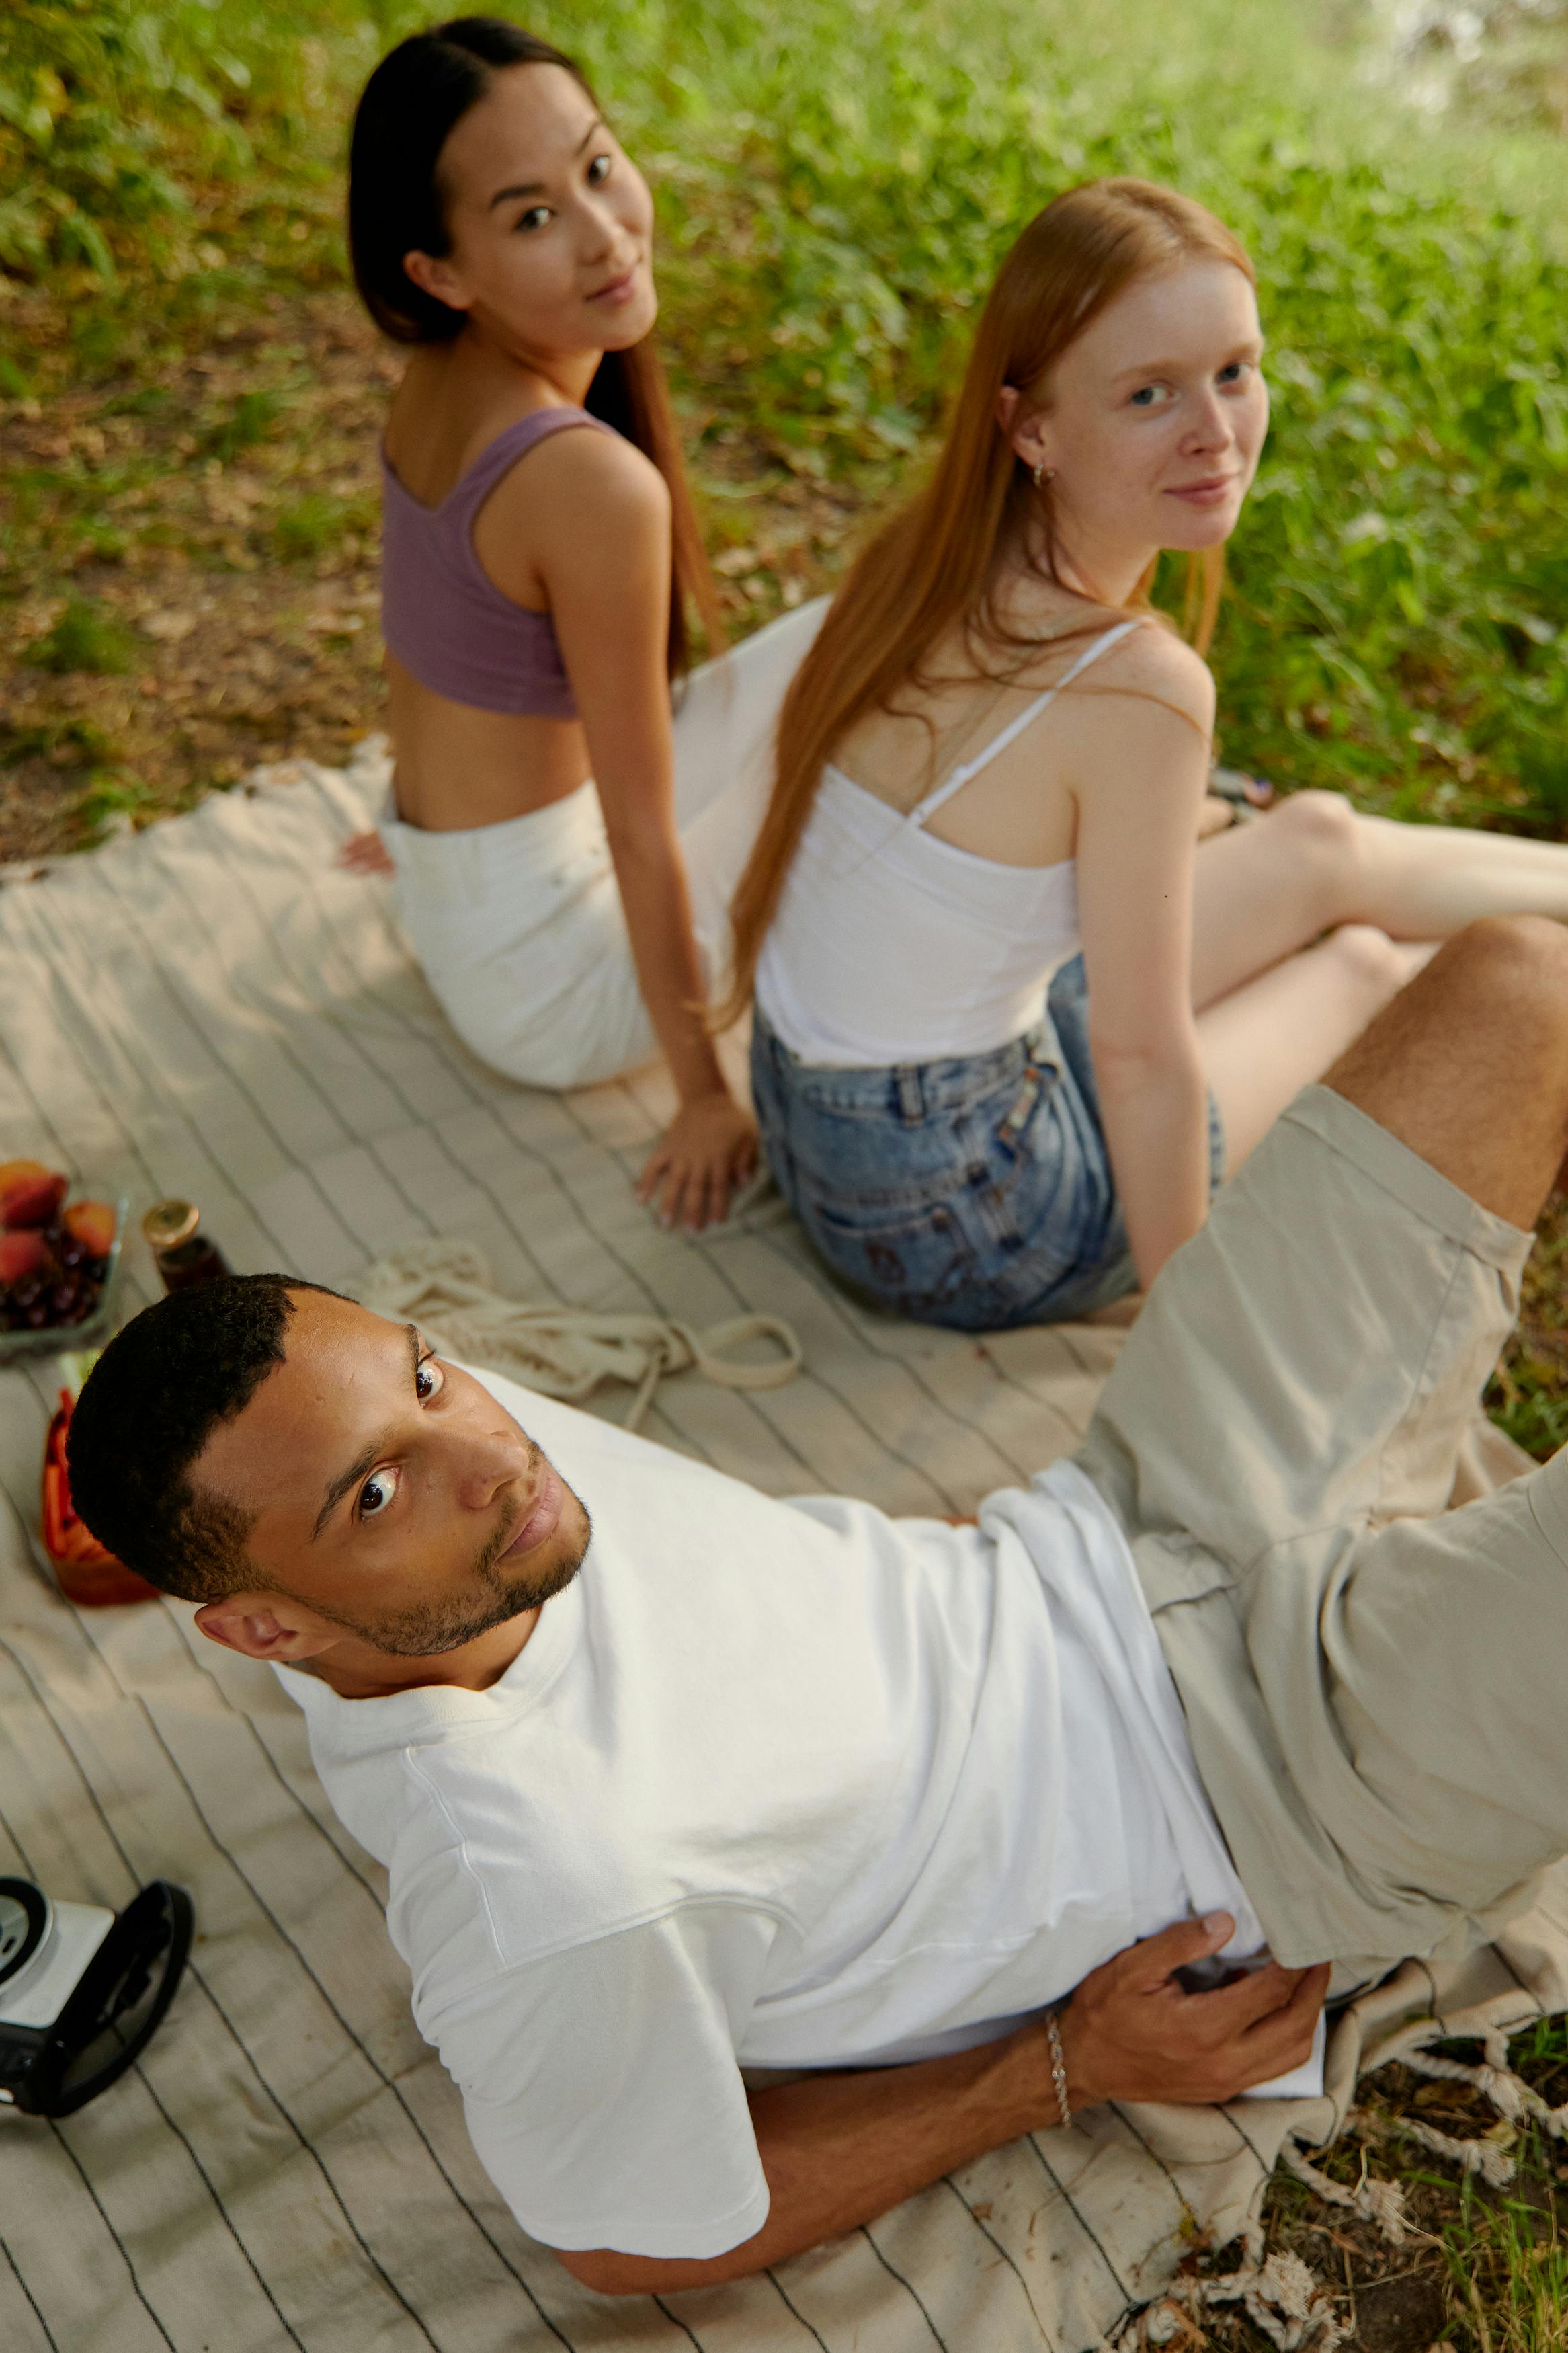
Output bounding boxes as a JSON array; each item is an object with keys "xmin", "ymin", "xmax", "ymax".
[{"xmin": 142, "ymin": 1200, "xmax": 231, "ymax": 1293}]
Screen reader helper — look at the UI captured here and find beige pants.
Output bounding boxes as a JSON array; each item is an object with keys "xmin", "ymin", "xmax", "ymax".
[{"xmin": 1075, "ymin": 1084, "xmax": 1568, "ymax": 1980}]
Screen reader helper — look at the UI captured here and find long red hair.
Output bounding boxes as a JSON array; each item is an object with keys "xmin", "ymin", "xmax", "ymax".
[{"xmin": 723, "ymin": 177, "xmax": 1254, "ymax": 1019}]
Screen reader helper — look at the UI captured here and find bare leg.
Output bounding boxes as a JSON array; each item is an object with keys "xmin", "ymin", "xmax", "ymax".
[
  {"xmin": 1192, "ymin": 792, "xmax": 1568, "ymax": 1011},
  {"xmin": 1197, "ymin": 927, "xmax": 1434, "ymax": 1170},
  {"xmin": 1325, "ymin": 914, "xmax": 1568, "ymax": 1227}
]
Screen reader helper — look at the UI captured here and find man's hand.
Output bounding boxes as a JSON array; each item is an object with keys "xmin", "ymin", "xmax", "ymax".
[
  {"xmin": 1057, "ymin": 1911, "xmax": 1329, "ymax": 2110},
  {"xmin": 554, "ymin": 1915, "xmax": 1329, "ymax": 2297}
]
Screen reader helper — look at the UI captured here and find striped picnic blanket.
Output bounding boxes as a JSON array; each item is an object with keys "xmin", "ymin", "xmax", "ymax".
[{"xmin": 2, "ymin": 742, "xmax": 1565, "ymax": 2353}]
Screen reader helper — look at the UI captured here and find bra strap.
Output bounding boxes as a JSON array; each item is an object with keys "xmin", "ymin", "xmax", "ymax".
[
  {"xmin": 443, "ymin": 407, "xmax": 612, "ymax": 524},
  {"xmin": 906, "ymin": 617, "xmax": 1143, "ymax": 831}
]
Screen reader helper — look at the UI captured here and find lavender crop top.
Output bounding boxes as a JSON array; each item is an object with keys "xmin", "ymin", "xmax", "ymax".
[{"xmin": 380, "ymin": 406, "xmax": 613, "ymax": 717}]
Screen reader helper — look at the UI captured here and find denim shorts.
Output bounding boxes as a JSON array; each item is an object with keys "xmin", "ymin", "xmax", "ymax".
[{"xmin": 751, "ymin": 955, "xmax": 1226, "ymax": 1332}]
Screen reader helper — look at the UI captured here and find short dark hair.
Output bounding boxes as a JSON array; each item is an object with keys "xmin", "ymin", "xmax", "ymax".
[{"xmin": 67, "ymin": 1275, "xmax": 340, "ymax": 1605}]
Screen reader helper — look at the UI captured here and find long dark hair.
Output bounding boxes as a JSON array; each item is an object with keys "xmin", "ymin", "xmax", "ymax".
[{"xmin": 348, "ymin": 17, "xmax": 720, "ymax": 676}]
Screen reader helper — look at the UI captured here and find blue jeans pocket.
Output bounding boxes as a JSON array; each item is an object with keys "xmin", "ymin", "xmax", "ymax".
[
  {"xmin": 966, "ymin": 1096, "xmax": 1101, "ymax": 1298},
  {"xmin": 751, "ymin": 998, "xmax": 1153, "ymax": 1330},
  {"xmin": 804, "ymin": 1188, "xmax": 979, "ymax": 1320}
]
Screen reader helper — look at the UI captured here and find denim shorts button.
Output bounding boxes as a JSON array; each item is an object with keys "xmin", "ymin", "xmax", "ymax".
[{"xmin": 932, "ymin": 1208, "xmax": 950, "ymax": 1230}]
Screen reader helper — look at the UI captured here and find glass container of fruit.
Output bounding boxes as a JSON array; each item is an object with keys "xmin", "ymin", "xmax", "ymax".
[{"xmin": 0, "ymin": 1162, "xmax": 129, "ymax": 1361}]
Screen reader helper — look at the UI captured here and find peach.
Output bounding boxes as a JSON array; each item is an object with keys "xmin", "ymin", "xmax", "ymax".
[
  {"xmin": 0, "ymin": 1161, "xmax": 67, "ymax": 1229},
  {"xmin": 64, "ymin": 1199, "xmax": 117, "ymax": 1258}
]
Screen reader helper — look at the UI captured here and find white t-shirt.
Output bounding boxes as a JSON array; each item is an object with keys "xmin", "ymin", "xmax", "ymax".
[{"xmin": 276, "ymin": 1372, "xmax": 1276, "ymax": 2261}]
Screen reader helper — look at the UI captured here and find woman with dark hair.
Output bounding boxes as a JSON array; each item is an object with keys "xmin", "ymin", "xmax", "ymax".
[{"xmin": 345, "ymin": 19, "xmax": 819, "ymax": 1229}]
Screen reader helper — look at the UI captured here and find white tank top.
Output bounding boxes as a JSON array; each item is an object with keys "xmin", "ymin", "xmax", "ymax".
[{"xmin": 755, "ymin": 620, "xmax": 1139, "ymax": 1067}]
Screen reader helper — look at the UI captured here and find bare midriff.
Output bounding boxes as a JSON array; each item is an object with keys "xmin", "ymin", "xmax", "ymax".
[{"xmin": 386, "ymin": 654, "xmax": 591, "ymax": 833}]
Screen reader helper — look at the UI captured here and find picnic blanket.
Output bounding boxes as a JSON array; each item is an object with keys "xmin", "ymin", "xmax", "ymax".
[{"xmin": 2, "ymin": 740, "xmax": 1567, "ymax": 2353}]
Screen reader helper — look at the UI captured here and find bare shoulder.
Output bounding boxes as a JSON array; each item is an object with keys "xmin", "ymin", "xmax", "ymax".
[
  {"xmin": 1042, "ymin": 617, "xmax": 1214, "ymax": 817},
  {"xmin": 1079, "ymin": 619, "xmax": 1215, "ymax": 732},
  {"xmin": 501, "ymin": 420, "xmax": 669, "ymax": 539},
  {"xmin": 475, "ymin": 418, "xmax": 670, "ymax": 606}
]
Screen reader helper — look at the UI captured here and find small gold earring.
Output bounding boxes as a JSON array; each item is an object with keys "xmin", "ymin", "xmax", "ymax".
[{"xmin": 1032, "ymin": 459, "xmax": 1055, "ymax": 489}]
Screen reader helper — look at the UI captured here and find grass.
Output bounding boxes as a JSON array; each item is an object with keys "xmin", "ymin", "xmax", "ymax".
[
  {"xmin": 7, "ymin": 0, "xmax": 1568, "ymax": 819},
  {"xmin": 271, "ymin": 485, "xmax": 376, "ymax": 561},
  {"xmin": 1178, "ymin": 2013, "xmax": 1568, "ymax": 2352},
  {"xmin": 22, "ymin": 594, "xmax": 140, "ymax": 673},
  {"xmin": 1449, "ymin": 2200, "xmax": 1568, "ymax": 2352},
  {"xmin": 1436, "ymin": 2017, "xmax": 1568, "ymax": 2353},
  {"xmin": 1436, "ymin": 2014, "xmax": 1568, "ymax": 2353},
  {"xmin": 200, "ymin": 387, "xmax": 286, "ymax": 461}
]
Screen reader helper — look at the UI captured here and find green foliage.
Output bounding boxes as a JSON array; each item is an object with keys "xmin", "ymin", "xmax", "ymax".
[
  {"xmin": 1213, "ymin": 171, "xmax": 1568, "ymax": 811},
  {"xmin": 1446, "ymin": 2190, "xmax": 1568, "ymax": 2350},
  {"xmin": 73, "ymin": 770, "xmax": 154, "ymax": 839},
  {"xmin": 588, "ymin": 0, "xmax": 1568, "ymax": 817},
  {"xmin": 593, "ymin": 0, "xmax": 1568, "ymax": 816},
  {"xmin": 0, "ymin": 716, "xmax": 119, "ymax": 767},
  {"xmin": 6, "ymin": 0, "xmax": 1568, "ymax": 821},
  {"xmin": 1487, "ymin": 1361, "xmax": 1568, "ymax": 1462},
  {"xmin": 1, "ymin": 0, "xmax": 232, "ymax": 276},
  {"xmin": 1515, "ymin": 2010, "xmax": 1568, "ymax": 2083},
  {"xmin": 271, "ymin": 487, "xmax": 374, "ymax": 561},
  {"xmin": 24, "ymin": 598, "xmax": 140, "ymax": 675},
  {"xmin": 0, "ymin": 0, "xmax": 364, "ymax": 278},
  {"xmin": 202, "ymin": 388, "xmax": 284, "ymax": 460}
]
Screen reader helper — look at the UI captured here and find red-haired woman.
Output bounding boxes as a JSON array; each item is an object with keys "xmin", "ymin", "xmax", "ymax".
[
  {"xmin": 731, "ymin": 177, "xmax": 1568, "ymax": 1327},
  {"xmin": 345, "ymin": 19, "xmax": 819, "ymax": 1230}
]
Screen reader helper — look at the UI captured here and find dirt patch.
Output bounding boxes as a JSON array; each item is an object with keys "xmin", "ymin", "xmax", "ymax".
[
  {"xmin": 1352, "ymin": 2266, "xmax": 1450, "ymax": 2352},
  {"xmin": 1186, "ymin": 2034, "xmax": 1568, "ymax": 2350}
]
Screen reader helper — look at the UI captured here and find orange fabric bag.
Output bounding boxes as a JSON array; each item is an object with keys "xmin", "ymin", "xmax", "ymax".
[{"xmin": 41, "ymin": 1386, "xmax": 157, "ymax": 1607}]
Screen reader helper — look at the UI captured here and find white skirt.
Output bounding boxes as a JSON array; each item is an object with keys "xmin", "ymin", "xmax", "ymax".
[{"xmin": 380, "ymin": 598, "xmax": 826, "ymax": 1090}]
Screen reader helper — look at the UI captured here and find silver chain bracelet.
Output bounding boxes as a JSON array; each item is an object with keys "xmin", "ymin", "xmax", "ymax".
[{"xmin": 1045, "ymin": 2007, "xmax": 1072, "ymax": 2130}]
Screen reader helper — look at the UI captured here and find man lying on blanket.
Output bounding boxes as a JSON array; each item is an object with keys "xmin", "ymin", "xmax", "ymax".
[{"xmin": 67, "ymin": 914, "xmax": 1568, "ymax": 2297}]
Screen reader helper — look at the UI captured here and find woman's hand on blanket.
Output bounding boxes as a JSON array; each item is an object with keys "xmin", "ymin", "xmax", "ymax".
[
  {"xmin": 1055, "ymin": 1912, "xmax": 1330, "ymax": 2112},
  {"xmin": 638, "ymin": 1093, "xmax": 759, "ymax": 1232},
  {"xmin": 338, "ymin": 829, "xmax": 395, "ymax": 877}
]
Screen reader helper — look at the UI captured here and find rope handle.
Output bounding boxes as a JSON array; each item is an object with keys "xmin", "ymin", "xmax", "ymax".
[
  {"xmin": 672, "ymin": 1313, "xmax": 802, "ymax": 1392},
  {"xmin": 353, "ymin": 1242, "xmax": 805, "ymax": 1434},
  {"xmin": 616, "ymin": 1312, "xmax": 800, "ymax": 1432}
]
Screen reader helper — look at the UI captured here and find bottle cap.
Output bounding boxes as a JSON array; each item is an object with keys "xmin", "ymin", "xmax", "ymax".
[{"xmin": 142, "ymin": 1199, "xmax": 200, "ymax": 1252}]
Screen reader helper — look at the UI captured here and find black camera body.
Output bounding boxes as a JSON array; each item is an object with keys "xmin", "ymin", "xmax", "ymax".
[{"xmin": 0, "ymin": 1877, "xmax": 193, "ymax": 2118}]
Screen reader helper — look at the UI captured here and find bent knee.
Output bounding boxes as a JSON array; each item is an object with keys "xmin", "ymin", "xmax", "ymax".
[
  {"xmin": 1274, "ymin": 788, "xmax": 1361, "ymax": 861},
  {"xmin": 1270, "ymin": 790, "xmax": 1365, "ymax": 922},
  {"xmin": 1435, "ymin": 914, "xmax": 1568, "ymax": 1059},
  {"xmin": 1446, "ymin": 911, "xmax": 1568, "ymax": 994},
  {"xmin": 1323, "ymin": 921, "xmax": 1410, "ymax": 1001}
]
